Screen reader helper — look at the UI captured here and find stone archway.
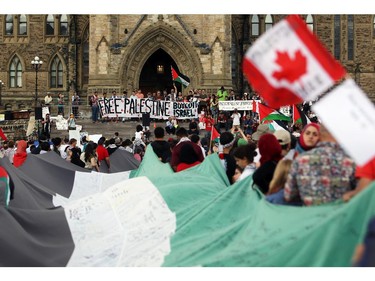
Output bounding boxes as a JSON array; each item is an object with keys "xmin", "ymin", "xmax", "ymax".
[
  {"xmin": 139, "ymin": 48, "xmax": 177, "ymax": 94},
  {"xmin": 120, "ymin": 22, "xmax": 203, "ymax": 93}
]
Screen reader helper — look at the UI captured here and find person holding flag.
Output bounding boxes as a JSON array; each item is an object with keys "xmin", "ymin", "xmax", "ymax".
[
  {"xmin": 208, "ymin": 122, "xmax": 220, "ymax": 155},
  {"xmin": 171, "ymin": 66, "xmax": 190, "ymax": 93}
]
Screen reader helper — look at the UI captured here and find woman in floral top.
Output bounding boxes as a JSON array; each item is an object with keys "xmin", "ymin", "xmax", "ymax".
[{"xmin": 284, "ymin": 125, "xmax": 356, "ymax": 206}]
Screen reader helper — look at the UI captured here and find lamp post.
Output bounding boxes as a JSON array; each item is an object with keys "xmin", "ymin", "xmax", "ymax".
[
  {"xmin": 31, "ymin": 56, "xmax": 43, "ymax": 138},
  {"xmin": 31, "ymin": 56, "xmax": 43, "ymax": 107},
  {"xmin": 0, "ymin": 80, "xmax": 4, "ymax": 106}
]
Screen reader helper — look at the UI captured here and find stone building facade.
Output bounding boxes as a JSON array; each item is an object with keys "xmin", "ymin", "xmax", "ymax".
[{"xmin": 0, "ymin": 14, "xmax": 375, "ymax": 112}]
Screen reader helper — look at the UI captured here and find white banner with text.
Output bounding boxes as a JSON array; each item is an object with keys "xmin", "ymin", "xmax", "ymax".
[{"xmin": 98, "ymin": 98, "xmax": 199, "ymax": 119}]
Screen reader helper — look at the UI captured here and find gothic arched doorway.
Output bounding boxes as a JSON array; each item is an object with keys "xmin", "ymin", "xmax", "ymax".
[{"xmin": 139, "ymin": 48, "xmax": 181, "ymax": 94}]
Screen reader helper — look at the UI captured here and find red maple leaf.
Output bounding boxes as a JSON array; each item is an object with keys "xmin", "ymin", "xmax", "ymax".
[{"xmin": 272, "ymin": 50, "xmax": 307, "ymax": 83}]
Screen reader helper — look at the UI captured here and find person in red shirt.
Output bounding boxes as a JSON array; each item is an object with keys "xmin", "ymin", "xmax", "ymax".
[
  {"xmin": 203, "ymin": 112, "xmax": 215, "ymax": 139},
  {"xmin": 13, "ymin": 140, "xmax": 28, "ymax": 168},
  {"xmin": 343, "ymin": 157, "xmax": 375, "ymax": 202},
  {"xmin": 96, "ymin": 136, "xmax": 110, "ymax": 172}
]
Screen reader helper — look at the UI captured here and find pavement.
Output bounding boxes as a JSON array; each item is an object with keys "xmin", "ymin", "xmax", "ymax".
[{"xmin": 50, "ymin": 117, "xmax": 189, "ymax": 142}]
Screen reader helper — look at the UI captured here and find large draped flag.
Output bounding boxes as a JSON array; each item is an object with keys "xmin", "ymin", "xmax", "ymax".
[
  {"xmin": 3, "ymin": 148, "xmax": 375, "ymax": 266},
  {"xmin": 242, "ymin": 15, "xmax": 346, "ymax": 108},
  {"xmin": 171, "ymin": 66, "xmax": 190, "ymax": 87}
]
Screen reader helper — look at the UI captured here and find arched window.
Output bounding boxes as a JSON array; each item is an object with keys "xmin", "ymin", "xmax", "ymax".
[
  {"xmin": 9, "ymin": 56, "xmax": 22, "ymax": 88},
  {"xmin": 231, "ymin": 28, "xmax": 239, "ymax": 88},
  {"xmin": 46, "ymin": 14, "xmax": 54, "ymax": 35},
  {"xmin": 334, "ymin": 15, "xmax": 341, "ymax": 60},
  {"xmin": 306, "ymin": 14, "xmax": 314, "ymax": 32},
  {"xmin": 18, "ymin": 14, "xmax": 27, "ymax": 35},
  {"xmin": 82, "ymin": 26, "xmax": 90, "ymax": 85},
  {"xmin": 5, "ymin": 15, "xmax": 14, "ymax": 35},
  {"xmin": 50, "ymin": 56, "xmax": 63, "ymax": 88},
  {"xmin": 251, "ymin": 15, "xmax": 259, "ymax": 36},
  {"xmin": 265, "ymin": 14, "xmax": 273, "ymax": 32},
  {"xmin": 373, "ymin": 16, "xmax": 375, "ymax": 37},
  {"xmin": 59, "ymin": 14, "xmax": 68, "ymax": 36},
  {"xmin": 348, "ymin": 15, "xmax": 354, "ymax": 60}
]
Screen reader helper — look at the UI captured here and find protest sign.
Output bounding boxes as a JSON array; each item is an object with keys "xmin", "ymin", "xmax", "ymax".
[
  {"xmin": 312, "ymin": 79, "xmax": 375, "ymax": 165},
  {"xmin": 218, "ymin": 100, "xmax": 254, "ymax": 111}
]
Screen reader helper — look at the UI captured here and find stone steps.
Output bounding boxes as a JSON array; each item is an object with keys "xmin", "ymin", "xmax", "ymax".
[{"xmin": 50, "ymin": 117, "xmax": 168, "ymax": 141}]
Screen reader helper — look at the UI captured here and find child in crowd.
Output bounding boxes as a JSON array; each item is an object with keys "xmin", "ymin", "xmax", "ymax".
[
  {"xmin": 134, "ymin": 125, "xmax": 146, "ymax": 150},
  {"xmin": 232, "ymin": 165, "xmax": 244, "ymax": 183}
]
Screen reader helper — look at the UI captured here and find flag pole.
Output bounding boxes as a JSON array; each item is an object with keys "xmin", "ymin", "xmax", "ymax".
[{"xmin": 208, "ymin": 125, "xmax": 213, "ymax": 155}]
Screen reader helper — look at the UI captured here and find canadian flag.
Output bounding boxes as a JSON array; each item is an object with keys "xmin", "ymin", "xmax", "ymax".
[{"xmin": 243, "ymin": 15, "xmax": 346, "ymax": 108}]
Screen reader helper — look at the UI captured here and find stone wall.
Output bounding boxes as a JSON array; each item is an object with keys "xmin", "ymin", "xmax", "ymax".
[
  {"xmin": 0, "ymin": 15, "xmax": 89, "ymax": 110},
  {"xmin": 87, "ymin": 14, "xmax": 232, "ymax": 93},
  {"xmin": 1, "ymin": 14, "xmax": 375, "ymax": 112}
]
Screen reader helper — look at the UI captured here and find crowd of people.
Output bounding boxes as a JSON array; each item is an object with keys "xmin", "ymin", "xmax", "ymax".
[
  {"xmin": 1, "ymin": 85, "xmax": 375, "ymax": 266},
  {"xmin": 2, "ymin": 86, "xmax": 374, "ymax": 208}
]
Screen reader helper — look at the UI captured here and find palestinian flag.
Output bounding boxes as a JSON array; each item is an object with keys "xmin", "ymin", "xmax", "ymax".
[
  {"xmin": 2, "ymin": 147, "xmax": 375, "ymax": 266},
  {"xmin": 268, "ymin": 120, "xmax": 289, "ymax": 132},
  {"xmin": 171, "ymin": 66, "xmax": 190, "ymax": 87},
  {"xmin": 210, "ymin": 125, "xmax": 220, "ymax": 141},
  {"xmin": 292, "ymin": 104, "xmax": 302, "ymax": 124},
  {"xmin": 292, "ymin": 104, "xmax": 311, "ymax": 126},
  {"xmin": 258, "ymin": 103, "xmax": 291, "ymax": 123},
  {"xmin": 242, "ymin": 15, "xmax": 346, "ymax": 108}
]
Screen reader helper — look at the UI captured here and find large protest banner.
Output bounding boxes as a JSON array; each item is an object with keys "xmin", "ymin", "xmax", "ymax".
[
  {"xmin": 98, "ymin": 98, "xmax": 199, "ymax": 120},
  {"xmin": 3, "ymin": 148, "xmax": 375, "ymax": 267}
]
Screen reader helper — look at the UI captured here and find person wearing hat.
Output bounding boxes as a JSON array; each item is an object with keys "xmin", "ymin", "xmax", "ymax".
[
  {"xmin": 252, "ymin": 124, "xmax": 273, "ymax": 142},
  {"xmin": 273, "ymin": 129, "xmax": 294, "ymax": 160}
]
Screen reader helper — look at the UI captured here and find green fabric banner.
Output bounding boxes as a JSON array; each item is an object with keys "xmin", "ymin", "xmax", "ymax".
[{"xmin": 133, "ymin": 147, "xmax": 375, "ymax": 266}]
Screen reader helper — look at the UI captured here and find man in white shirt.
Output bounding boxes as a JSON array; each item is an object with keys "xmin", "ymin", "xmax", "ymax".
[
  {"xmin": 44, "ymin": 92, "xmax": 53, "ymax": 113},
  {"xmin": 231, "ymin": 108, "xmax": 241, "ymax": 129}
]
